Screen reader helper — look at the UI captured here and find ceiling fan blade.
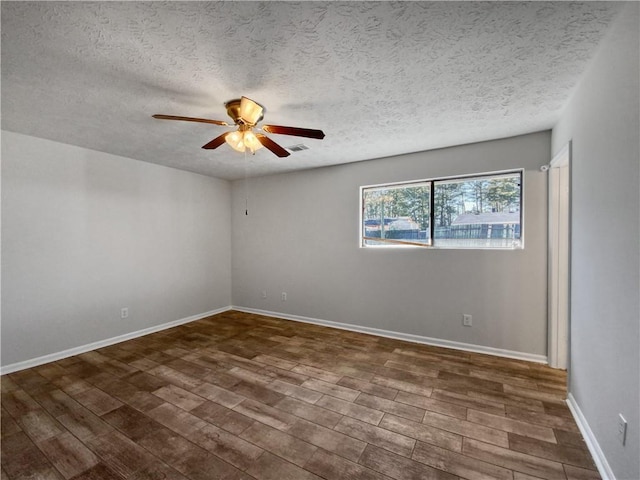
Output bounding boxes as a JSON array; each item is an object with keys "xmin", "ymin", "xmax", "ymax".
[
  {"xmin": 239, "ymin": 96, "xmax": 264, "ymax": 125},
  {"xmin": 256, "ymin": 134, "xmax": 290, "ymax": 157},
  {"xmin": 153, "ymin": 114, "xmax": 229, "ymax": 126},
  {"xmin": 202, "ymin": 132, "xmax": 231, "ymax": 149},
  {"xmin": 261, "ymin": 124, "xmax": 325, "ymax": 139}
]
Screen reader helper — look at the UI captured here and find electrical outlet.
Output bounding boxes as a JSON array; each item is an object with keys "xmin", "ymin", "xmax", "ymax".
[
  {"xmin": 617, "ymin": 413, "xmax": 627, "ymax": 445},
  {"xmin": 463, "ymin": 314, "xmax": 472, "ymax": 326},
  {"xmin": 281, "ymin": 292, "xmax": 287, "ymax": 301},
  {"xmin": 261, "ymin": 290, "xmax": 267, "ymax": 299},
  {"xmin": 121, "ymin": 307, "xmax": 129, "ymax": 319}
]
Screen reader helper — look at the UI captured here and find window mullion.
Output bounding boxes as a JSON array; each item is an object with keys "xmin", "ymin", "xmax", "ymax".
[{"xmin": 429, "ymin": 180, "xmax": 435, "ymax": 246}]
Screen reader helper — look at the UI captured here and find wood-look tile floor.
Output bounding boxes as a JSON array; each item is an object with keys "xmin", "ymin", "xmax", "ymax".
[{"xmin": 1, "ymin": 311, "xmax": 599, "ymax": 480}]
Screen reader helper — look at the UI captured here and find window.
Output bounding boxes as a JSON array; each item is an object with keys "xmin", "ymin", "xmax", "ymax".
[
  {"xmin": 361, "ymin": 171, "xmax": 522, "ymax": 249},
  {"xmin": 362, "ymin": 182, "xmax": 431, "ymax": 247}
]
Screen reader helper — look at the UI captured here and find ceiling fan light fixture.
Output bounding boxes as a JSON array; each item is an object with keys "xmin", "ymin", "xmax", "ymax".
[
  {"xmin": 225, "ymin": 129, "xmax": 264, "ymax": 154},
  {"xmin": 225, "ymin": 130, "xmax": 246, "ymax": 153}
]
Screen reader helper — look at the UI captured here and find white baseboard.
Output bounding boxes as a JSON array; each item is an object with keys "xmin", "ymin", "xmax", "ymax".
[
  {"xmin": 2, "ymin": 305, "xmax": 547, "ymax": 375},
  {"xmin": 0, "ymin": 306, "xmax": 232, "ymax": 375},
  {"xmin": 566, "ymin": 393, "xmax": 615, "ymax": 480},
  {"xmin": 233, "ymin": 306, "xmax": 548, "ymax": 364}
]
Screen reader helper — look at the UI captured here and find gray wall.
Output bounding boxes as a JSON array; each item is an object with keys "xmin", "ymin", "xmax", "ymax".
[
  {"xmin": 232, "ymin": 131, "xmax": 550, "ymax": 357},
  {"xmin": 552, "ymin": 4, "xmax": 639, "ymax": 479},
  {"xmin": 1, "ymin": 131, "xmax": 232, "ymax": 367}
]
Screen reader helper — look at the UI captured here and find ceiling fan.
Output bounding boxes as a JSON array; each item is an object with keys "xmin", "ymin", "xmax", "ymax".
[{"xmin": 153, "ymin": 96, "xmax": 325, "ymax": 158}]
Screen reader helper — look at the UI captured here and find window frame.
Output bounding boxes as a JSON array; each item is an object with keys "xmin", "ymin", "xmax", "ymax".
[{"xmin": 360, "ymin": 169, "xmax": 524, "ymax": 250}]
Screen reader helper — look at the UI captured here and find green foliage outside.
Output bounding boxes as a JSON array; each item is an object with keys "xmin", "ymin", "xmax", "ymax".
[{"xmin": 363, "ymin": 185, "xmax": 430, "ymax": 230}]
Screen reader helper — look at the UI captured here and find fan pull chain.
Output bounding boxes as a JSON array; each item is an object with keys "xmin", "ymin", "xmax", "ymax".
[{"xmin": 244, "ymin": 149, "xmax": 249, "ymax": 216}]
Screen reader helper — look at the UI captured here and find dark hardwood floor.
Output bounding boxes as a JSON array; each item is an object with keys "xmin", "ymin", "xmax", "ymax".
[{"xmin": 1, "ymin": 310, "xmax": 599, "ymax": 480}]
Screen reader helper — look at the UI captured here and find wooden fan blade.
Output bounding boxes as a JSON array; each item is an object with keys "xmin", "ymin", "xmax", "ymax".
[
  {"xmin": 202, "ymin": 132, "xmax": 230, "ymax": 149},
  {"xmin": 153, "ymin": 114, "xmax": 229, "ymax": 126},
  {"xmin": 256, "ymin": 134, "xmax": 290, "ymax": 157},
  {"xmin": 262, "ymin": 124, "xmax": 325, "ymax": 139}
]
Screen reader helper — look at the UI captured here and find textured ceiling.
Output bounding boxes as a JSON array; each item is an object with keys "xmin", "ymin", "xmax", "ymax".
[{"xmin": 1, "ymin": 1, "xmax": 622, "ymax": 180}]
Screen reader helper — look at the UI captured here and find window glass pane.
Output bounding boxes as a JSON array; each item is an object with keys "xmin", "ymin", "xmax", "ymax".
[
  {"xmin": 433, "ymin": 173, "xmax": 521, "ymax": 248},
  {"xmin": 362, "ymin": 182, "xmax": 431, "ymax": 247}
]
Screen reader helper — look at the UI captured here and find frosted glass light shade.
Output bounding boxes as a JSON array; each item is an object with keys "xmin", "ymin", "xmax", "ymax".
[
  {"xmin": 225, "ymin": 130, "xmax": 246, "ymax": 152},
  {"xmin": 239, "ymin": 96, "xmax": 264, "ymax": 125},
  {"xmin": 243, "ymin": 131, "xmax": 264, "ymax": 153}
]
